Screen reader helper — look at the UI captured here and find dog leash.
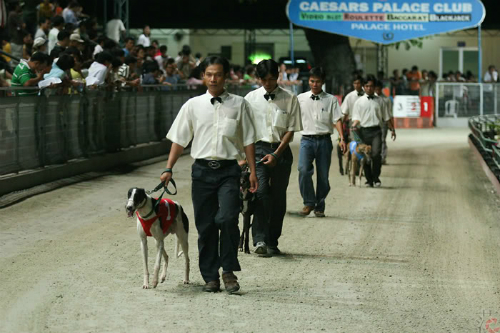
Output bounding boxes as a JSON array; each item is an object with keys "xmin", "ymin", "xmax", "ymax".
[{"xmin": 141, "ymin": 179, "xmax": 178, "ymax": 219}]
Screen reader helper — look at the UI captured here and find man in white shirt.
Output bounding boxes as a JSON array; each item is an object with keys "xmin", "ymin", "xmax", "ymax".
[
  {"xmin": 47, "ymin": 16, "xmax": 65, "ymax": 54},
  {"xmin": 374, "ymin": 80, "xmax": 394, "ymax": 165},
  {"xmin": 106, "ymin": 16, "xmax": 126, "ymax": 43},
  {"xmin": 244, "ymin": 59, "xmax": 302, "ymax": 256},
  {"xmin": 161, "ymin": 56, "xmax": 258, "ymax": 294},
  {"xmin": 341, "ymin": 75, "xmax": 365, "ymax": 122},
  {"xmin": 137, "ymin": 25, "xmax": 151, "ymax": 47},
  {"xmin": 297, "ymin": 67, "xmax": 345, "ymax": 218},
  {"xmin": 351, "ymin": 76, "xmax": 396, "ymax": 188},
  {"xmin": 86, "ymin": 51, "xmax": 112, "ymax": 86},
  {"xmin": 34, "ymin": 17, "xmax": 50, "ymax": 40},
  {"xmin": 484, "ymin": 65, "xmax": 498, "ymax": 83}
]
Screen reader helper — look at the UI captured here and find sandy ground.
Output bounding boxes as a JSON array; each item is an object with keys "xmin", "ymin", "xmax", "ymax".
[{"xmin": 1, "ymin": 128, "xmax": 500, "ymax": 333}]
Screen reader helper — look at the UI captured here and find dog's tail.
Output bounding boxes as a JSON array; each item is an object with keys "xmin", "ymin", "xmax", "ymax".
[{"xmin": 175, "ymin": 207, "xmax": 189, "ymax": 258}]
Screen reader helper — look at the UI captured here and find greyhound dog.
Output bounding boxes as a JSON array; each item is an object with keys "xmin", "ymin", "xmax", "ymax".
[
  {"xmin": 126, "ymin": 188, "xmax": 190, "ymax": 289},
  {"xmin": 238, "ymin": 164, "xmax": 256, "ymax": 254},
  {"xmin": 345, "ymin": 141, "xmax": 372, "ymax": 187}
]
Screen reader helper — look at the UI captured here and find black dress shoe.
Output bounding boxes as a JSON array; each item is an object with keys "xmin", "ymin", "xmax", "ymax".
[{"xmin": 203, "ymin": 280, "xmax": 221, "ymax": 293}]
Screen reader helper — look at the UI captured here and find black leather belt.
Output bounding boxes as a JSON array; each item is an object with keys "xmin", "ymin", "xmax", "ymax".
[
  {"xmin": 255, "ymin": 141, "xmax": 281, "ymax": 149},
  {"xmin": 195, "ymin": 159, "xmax": 237, "ymax": 170},
  {"xmin": 302, "ymin": 134, "xmax": 331, "ymax": 139},
  {"xmin": 361, "ymin": 126, "xmax": 381, "ymax": 130}
]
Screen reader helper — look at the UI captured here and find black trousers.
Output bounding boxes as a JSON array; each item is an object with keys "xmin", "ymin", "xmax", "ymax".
[
  {"xmin": 191, "ymin": 162, "xmax": 241, "ymax": 283},
  {"xmin": 253, "ymin": 142, "xmax": 293, "ymax": 248},
  {"xmin": 359, "ymin": 126, "xmax": 382, "ymax": 183}
]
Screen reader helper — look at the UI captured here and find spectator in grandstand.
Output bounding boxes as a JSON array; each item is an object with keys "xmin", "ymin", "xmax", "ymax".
[
  {"xmin": 51, "ymin": 30, "xmax": 70, "ymax": 56},
  {"xmin": 106, "ymin": 15, "xmax": 126, "ymax": 43},
  {"xmin": 163, "ymin": 58, "xmax": 180, "ymax": 88},
  {"xmin": 62, "ymin": 1, "xmax": 80, "ymax": 26},
  {"xmin": 401, "ymin": 68, "xmax": 409, "ymax": 93},
  {"xmin": 118, "ymin": 56, "xmax": 140, "ymax": 87},
  {"xmin": 141, "ymin": 60, "xmax": 163, "ymax": 85},
  {"xmin": 176, "ymin": 50, "xmax": 195, "ymax": 80},
  {"xmin": 43, "ymin": 53, "xmax": 73, "ymax": 80},
  {"xmin": 145, "ymin": 45, "xmax": 156, "ymax": 61},
  {"xmin": 7, "ymin": 1, "xmax": 25, "ymax": 64},
  {"xmin": 22, "ymin": 33, "xmax": 34, "ymax": 59},
  {"xmin": 455, "ymin": 71, "xmax": 466, "ymax": 82},
  {"xmin": 406, "ymin": 65, "xmax": 421, "ymax": 96},
  {"xmin": 194, "ymin": 52, "xmax": 202, "ymax": 66},
  {"xmin": 465, "ymin": 70, "xmax": 476, "ymax": 82},
  {"xmin": 48, "ymin": 15, "xmax": 65, "ymax": 53},
  {"xmin": 122, "ymin": 37, "xmax": 134, "ymax": 57},
  {"xmin": 137, "ymin": 25, "xmax": 151, "ymax": 47},
  {"xmin": 32, "ymin": 36, "xmax": 48, "ymax": 54},
  {"xmin": 11, "ymin": 51, "xmax": 51, "ymax": 95},
  {"xmin": 155, "ymin": 45, "xmax": 168, "ymax": 73},
  {"xmin": 69, "ymin": 49, "xmax": 85, "ymax": 83},
  {"xmin": 38, "ymin": 0, "xmax": 55, "ymax": 21},
  {"xmin": 86, "ymin": 51, "xmax": 112, "ymax": 86},
  {"xmin": 484, "ymin": 65, "xmax": 498, "ymax": 83},
  {"xmin": 69, "ymin": 33, "xmax": 84, "ymax": 51},
  {"xmin": 92, "ymin": 35, "xmax": 106, "ymax": 57},
  {"xmin": 243, "ymin": 65, "xmax": 258, "ymax": 86},
  {"xmin": 35, "ymin": 17, "xmax": 50, "ymax": 40}
]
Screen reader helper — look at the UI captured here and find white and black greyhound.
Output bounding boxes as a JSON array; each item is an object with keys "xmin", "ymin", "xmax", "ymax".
[{"xmin": 126, "ymin": 187, "xmax": 190, "ymax": 289}]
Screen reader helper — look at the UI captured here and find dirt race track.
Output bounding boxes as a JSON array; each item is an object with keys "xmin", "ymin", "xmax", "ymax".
[{"xmin": 1, "ymin": 128, "xmax": 500, "ymax": 333}]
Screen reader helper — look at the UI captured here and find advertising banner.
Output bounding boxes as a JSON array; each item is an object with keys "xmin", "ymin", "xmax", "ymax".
[
  {"xmin": 393, "ymin": 95, "xmax": 421, "ymax": 118},
  {"xmin": 286, "ymin": 0, "xmax": 486, "ymax": 44}
]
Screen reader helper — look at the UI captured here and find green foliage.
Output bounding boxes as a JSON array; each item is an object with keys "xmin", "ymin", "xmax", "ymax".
[{"xmin": 389, "ymin": 36, "xmax": 431, "ymax": 51}]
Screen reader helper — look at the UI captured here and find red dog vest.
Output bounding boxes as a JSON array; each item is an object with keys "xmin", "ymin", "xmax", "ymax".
[{"xmin": 136, "ymin": 198, "xmax": 176, "ymax": 237}]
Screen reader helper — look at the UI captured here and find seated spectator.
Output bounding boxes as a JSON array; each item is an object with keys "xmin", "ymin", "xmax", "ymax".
[
  {"xmin": 69, "ymin": 33, "xmax": 84, "ymax": 51},
  {"xmin": 465, "ymin": 70, "xmax": 476, "ymax": 82},
  {"xmin": 243, "ymin": 65, "xmax": 257, "ymax": 85},
  {"xmin": 155, "ymin": 45, "xmax": 168, "ymax": 72},
  {"xmin": 35, "ymin": 17, "xmax": 51, "ymax": 40},
  {"xmin": 93, "ymin": 36, "xmax": 106, "ymax": 57},
  {"xmin": 22, "ymin": 33, "xmax": 34, "ymax": 60},
  {"xmin": 86, "ymin": 51, "xmax": 113, "ymax": 86},
  {"xmin": 141, "ymin": 60, "xmax": 161, "ymax": 84},
  {"xmin": 33, "ymin": 37, "xmax": 48, "ymax": 54},
  {"xmin": 406, "ymin": 65, "xmax": 421, "ymax": 96},
  {"xmin": 118, "ymin": 56, "xmax": 140, "ymax": 87},
  {"xmin": 176, "ymin": 50, "xmax": 195, "ymax": 79},
  {"xmin": 185, "ymin": 66, "xmax": 203, "ymax": 89},
  {"xmin": 137, "ymin": 25, "xmax": 151, "ymax": 47},
  {"xmin": 122, "ymin": 37, "xmax": 134, "ymax": 57},
  {"xmin": 144, "ymin": 45, "xmax": 156, "ymax": 61},
  {"xmin": 69, "ymin": 50, "xmax": 85, "ymax": 83},
  {"xmin": 52, "ymin": 30, "xmax": 70, "ymax": 56},
  {"xmin": 38, "ymin": 0, "xmax": 55, "ymax": 21},
  {"xmin": 43, "ymin": 53, "xmax": 74, "ymax": 80},
  {"xmin": 48, "ymin": 16, "xmax": 65, "ymax": 54},
  {"xmin": 195, "ymin": 52, "xmax": 202, "ymax": 66},
  {"xmin": 11, "ymin": 52, "xmax": 51, "ymax": 95},
  {"xmin": 484, "ymin": 65, "xmax": 498, "ymax": 83},
  {"xmin": 455, "ymin": 71, "xmax": 466, "ymax": 82}
]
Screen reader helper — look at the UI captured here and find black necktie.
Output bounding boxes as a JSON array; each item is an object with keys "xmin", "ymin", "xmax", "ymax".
[
  {"xmin": 367, "ymin": 95, "xmax": 375, "ymax": 100},
  {"xmin": 210, "ymin": 97, "xmax": 222, "ymax": 105},
  {"xmin": 264, "ymin": 93, "xmax": 275, "ymax": 101},
  {"xmin": 358, "ymin": 92, "xmax": 364, "ymax": 96},
  {"xmin": 311, "ymin": 95, "xmax": 320, "ymax": 101}
]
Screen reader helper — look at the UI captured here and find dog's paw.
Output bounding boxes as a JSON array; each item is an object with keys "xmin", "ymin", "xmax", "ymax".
[
  {"xmin": 183, "ymin": 280, "xmax": 190, "ymax": 284},
  {"xmin": 161, "ymin": 276, "xmax": 166, "ymax": 283},
  {"xmin": 142, "ymin": 284, "xmax": 149, "ymax": 289},
  {"xmin": 152, "ymin": 280, "xmax": 158, "ymax": 288}
]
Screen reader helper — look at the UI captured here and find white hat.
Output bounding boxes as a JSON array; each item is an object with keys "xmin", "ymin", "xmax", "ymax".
[
  {"xmin": 70, "ymin": 34, "xmax": 84, "ymax": 43},
  {"xmin": 33, "ymin": 37, "xmax": 47, "ymax": 48}
]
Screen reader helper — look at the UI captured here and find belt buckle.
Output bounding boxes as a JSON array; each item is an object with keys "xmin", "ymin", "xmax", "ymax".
[{"xmin": 208, "ymin": 160, "xmax": 221, "ymax": 169}]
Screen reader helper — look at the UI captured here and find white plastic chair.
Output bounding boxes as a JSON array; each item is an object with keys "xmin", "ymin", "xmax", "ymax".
[{"xmin": 445, "ymin": 100, "xmax": 459, "ymax": 118}]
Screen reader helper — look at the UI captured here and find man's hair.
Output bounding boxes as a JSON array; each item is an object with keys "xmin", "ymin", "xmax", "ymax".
[
  {"xmin": 255, "ymin": 59, "xmax": 279, "ymax": 79},
  {"xmin": 200, "ymin": 56, "xmax": 230, "ymax": 74},
  {"xmin": 428, "ymin": 70, "xmax": 438, "ymax": 79},
  {"xmin": 166, "ymin": 58, "xmax": 175, "ymax": 66},
  {"xmin": 30, "ymin": 52, "xmax": 51, "ymax": 65},
  {"xmin": 95, "ymin": 51, "xmax": 113, "ymax": 64},
  {"xmin": 68, "ymin": 1, "xmax": 80, "ymax": 9},
  {"xmin": 365, "ymin": 75, "xmax": 376, "ymax": 85},
  {"xmin": 124, "ymin": 37, "xmax": 134, "ymax": 44},
  {"xmin": 159, "ymin": 45, "xmax": 167, "ymax": 53},
  {"xmin": 143, "ymin": 60, "xmax": 159, "ymax": 73},
  {"xmin": 112, "ymin": 57, "xmax": 122, "ymax": 68},
  {"xmin": 51, "ymin": 16, "xmax": 65, "ymax": 28},
  {"xmin": 103, "ymin": 39, "xmax": 117, "ymax": 50},
  {"xmin": 57, "ymin": 30, "xmax": 71, "ymax": 41},
  {"xmin": 63, "ymin": 47, "xmax": 82, "ymax": 62},
  {"xmin": 374, "ymin": 79, "xmax": 383, "ymax": 88},
  {"xmin": 309, "ymin": 66, "xmax": 326, "ymax": 81},
  {"xmin": 111, "ymin": 48, "xmax": 125, "ymax": 58},
  {"xmin": 411, "ymin": 65, "xmax": 419, "ymax": 71},
  {"xmin": 353, "ymin": 75, "xmax": 364, "ymax": 84},
  {"xmin": 124, "ymin": 56, "xmax": 137, "ymax": 65},
  {"xmin": 56, "ymin": 54, "xmax": 75, "ymax": 71},
  {"xmin": 39, "ymin": 17, "xmax": 50, "ymax": 26},
  {"xmin": 50, "ymin": 47, "xmax": 63, "ymax": 59}
]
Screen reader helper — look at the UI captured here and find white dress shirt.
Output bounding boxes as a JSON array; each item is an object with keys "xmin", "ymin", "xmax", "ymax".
[
  {"xmin": 137, "ymin": 34, "xmax": 151, "ymax": 47},
  {"xmin": 47, "ymin": 27, "xmax": 59, "ymax": 53},
  {"xmin": 167, "ymin": 91, "xmax": 257, "ymax": 160},
  {"xmin": 86, "ymin": 62, "xmax": 108, "ymax": 86},
  {"xmin": 341, "ymin": 89, "xmax": 364, "ymax": 117},
  {"xmin": 298, "ymin": 90, "xmax": 342, "ymax": 135},
  {"xmin": 244, "ymin": 86, "xmax": 302, "ymax": 143},
  {"xmin": 106, "ymin": 19, "xmax": 126, "ymax": 43},
  {"xmin": 352, "ymin": 94, "xmax": 390, "ymax": 128}
]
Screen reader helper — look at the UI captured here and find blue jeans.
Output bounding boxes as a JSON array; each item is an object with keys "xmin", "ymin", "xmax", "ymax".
[{"xmin": 298, "ymin": 136, "xmax": 333, "ymax": 212}]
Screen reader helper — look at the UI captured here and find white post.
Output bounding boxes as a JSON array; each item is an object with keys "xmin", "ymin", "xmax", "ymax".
[
  {"xmin": 480, "ymin": 83, "xmax": 484, "ymax": 116},
  {"xmin": 435, "ymin": 82, "xmax": 440, "ymax": 127}
]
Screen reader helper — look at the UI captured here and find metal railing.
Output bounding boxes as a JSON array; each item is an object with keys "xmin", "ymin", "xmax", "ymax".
[
  {"xmin": 468, "ymin": 114, "xmax": 500, "ymax": 179},
  {"xmin": 0, "ymin": 84, "xmax": 303, "ymax": 177}
]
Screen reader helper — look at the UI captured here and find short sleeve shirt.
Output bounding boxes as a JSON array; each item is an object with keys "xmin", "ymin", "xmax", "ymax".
[
  {"xmin": 298, "ymin": 90, "xmax": 342, "ymax": 135},
  {"xmin": 244, "ymin": 86, "xmax": 303, "ymax": 143},
  {"xmin": 341, "ymin": 89, "xmax": 364, "ymax": 117},
  {"xmin": 352, "ymin": 95, "xmax": 390, "ymax": 128},
  {"xmin": 167, "ymin": 91, "xmax": 257, "ymax": 160},
  {"xmin": 11, "ymin": 59, "xmax": 37, "ymax": 95}
]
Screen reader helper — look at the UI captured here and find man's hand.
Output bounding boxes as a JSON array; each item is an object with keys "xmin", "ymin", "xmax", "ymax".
[
  {"xmin": 249, "ymin": 173, "xmax": 258, "ymax": 193},
  {"xmin": 391, "ymin": 129, "xmax": 396, "ymax": 141},
  {"xmin": 340, "ymin": 139, "xmax": 347, "ymax": 154},
  {"xmin": 261, "ymin": 154, "xmax": 277, "ymax": 167},
  {"xmin": 160, "ymin": 171, "xmax": 172, "ymax": 186}
]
